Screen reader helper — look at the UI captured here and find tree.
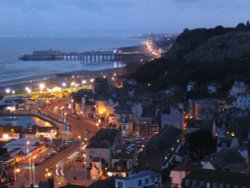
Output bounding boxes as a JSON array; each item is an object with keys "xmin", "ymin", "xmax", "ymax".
[
  {"xmin": 183, "ymin": 28, "xmax": 190, "ymax": 33},
  {"xmin": 236, "ymin": 23, "xmax": 246, "ymax": 29}
]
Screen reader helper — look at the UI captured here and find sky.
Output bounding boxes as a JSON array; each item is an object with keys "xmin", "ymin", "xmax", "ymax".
[{"xmin": 0, "ymin": 0, "xmax": 250, "ymax": 36}]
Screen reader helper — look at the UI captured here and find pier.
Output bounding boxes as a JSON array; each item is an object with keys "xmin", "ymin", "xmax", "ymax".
[{"xmin": 19, "ymin": 50, "xmax": 147, "ymax": 63}]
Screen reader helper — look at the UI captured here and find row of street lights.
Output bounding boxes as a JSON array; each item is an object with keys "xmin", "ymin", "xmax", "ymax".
[{"xmin": 4, "ymin": 78, "xmax": 94, "ymax": 95}]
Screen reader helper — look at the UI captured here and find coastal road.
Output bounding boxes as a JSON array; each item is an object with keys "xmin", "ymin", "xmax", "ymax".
[
  {"xmin": 13, "ymin": 97, "xmax": 99, "ymax": 187},
  {"xmin": 45, "ymin": 97, "xmax": 99, "ymax": 139}
]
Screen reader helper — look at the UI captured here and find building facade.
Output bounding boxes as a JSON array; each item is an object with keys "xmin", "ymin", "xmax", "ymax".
[{"xmin": 115, "ymin": 170, "xmax": 162, "ymax": 188}]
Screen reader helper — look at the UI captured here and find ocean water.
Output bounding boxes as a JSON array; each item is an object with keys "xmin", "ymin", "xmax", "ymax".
[{"xmin": 0, "ymin": 36, "xmax": 144, "ymax": 84}]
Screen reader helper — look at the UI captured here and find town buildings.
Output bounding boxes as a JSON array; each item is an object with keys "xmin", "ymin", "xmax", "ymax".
[
  {"xmin": 86, "ymin": 128, "xmax": 120, "ymax": 180},
  {"xmin": 182, "ymin": 169, "xmax": 250, "ymax": 188},
  {"xmin": 235, "ymin": 90, "xmax": 250, "ymax": 110},
  {"xmin": 229, "ymin": 81, "xmax": 248, "ymax": 97},
  {"xmin": 161, "ymin": 106, "xmax": 184, "ymax": 130},
  {"xmin": 138, "ymin": 126, "xmax": 182, "ymax": 171},
  {"xmin": 115, "ymin": 170, "xmax": 162, "ymax": 188}
]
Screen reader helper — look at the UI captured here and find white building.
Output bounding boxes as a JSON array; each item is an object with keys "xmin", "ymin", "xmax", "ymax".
[
  {"xmin": 229, "ymin": 81, "xmax": 248, "ymax": 97},
  {"xmin": 115, "ymin": 170, "xmax": 162, "ymax": 188},
  {"xmin": 131, "ymin": 102, "xmax": 143, "ymax": 119},
  {"xmin": 161, "ymin": 107, "xmax": 184, "ymax": 130},
  {"xmin": 235, "ymin": 93, "xmax": 250, "ymax": 110},
  {"xmin": 109, "ymin": 152, "xmax": 134, "ymax": 177},
  {"xmin": 207, "ymin": 83, "xmax": 220, "ymax": 94},
  {"xmin": 186, "ymin": 81, "xmax": 196, "ymax": 92}
]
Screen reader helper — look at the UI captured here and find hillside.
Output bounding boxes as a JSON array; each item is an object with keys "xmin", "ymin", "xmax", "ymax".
[{"xmin": 132, "ymin": 23, "xmax": 250, "ymax": 90}]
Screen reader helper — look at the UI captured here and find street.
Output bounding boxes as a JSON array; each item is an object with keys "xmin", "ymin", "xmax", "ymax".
[{"xmin": 11, "ymin": 97, "xmax": 99, "ymax": 188}]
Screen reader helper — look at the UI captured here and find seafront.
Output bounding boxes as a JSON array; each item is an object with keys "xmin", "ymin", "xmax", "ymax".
[{"xmin": 0, "ymin": 67, "xmax": 124, "ymax": 95}]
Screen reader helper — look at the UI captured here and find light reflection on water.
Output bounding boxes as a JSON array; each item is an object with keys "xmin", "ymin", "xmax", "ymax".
[{"xmin": 0, "ymin": 116, "xmax": 52, "ymax": 128}]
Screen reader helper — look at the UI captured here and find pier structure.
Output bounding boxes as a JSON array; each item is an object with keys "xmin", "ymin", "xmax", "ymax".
[
  {"xmin": 19, "ymin": 50, "xmax": 146, "ymax": 63},
  {"xmin": 57, "ymin": 51, "xmax": 116, "ymax": 62}
]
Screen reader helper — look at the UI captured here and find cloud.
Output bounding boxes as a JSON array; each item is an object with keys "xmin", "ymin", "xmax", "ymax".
[{"xmin": 0, "ymin": 0, "xmax": 249, "ymax": 36}]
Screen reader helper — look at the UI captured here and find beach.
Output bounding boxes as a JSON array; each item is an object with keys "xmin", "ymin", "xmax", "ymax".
[{"xmin": 0, "ymin": 67, "xmax": 124, "ymax": 94}]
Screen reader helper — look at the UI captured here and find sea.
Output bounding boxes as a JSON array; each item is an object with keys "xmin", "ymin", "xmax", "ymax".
[{"xmin": 0, "ymin": 36, "xmax": 144, "ymax": 86}]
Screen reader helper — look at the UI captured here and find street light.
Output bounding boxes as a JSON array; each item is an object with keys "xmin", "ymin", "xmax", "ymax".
[
  {"xmin": 25, "ymin": 87, "xmax": 32, "ymax": 94},
  {"xmin": 62, "ymin": 82, "xmax": 67, "ymax": 87},
  {"xmin": 70, "ymin": 81, "xmax": 75, "ymax": 87},
  {"xmin": 39, "ymin": 83, "xmax": 45, "ymax": 91},
  {"xmin": 5, "ymin": 88, "xmax": 10, "ymax": 94},
  {"xmin": 45, "ymin": 170, "xmax": 54, "ymax": 188},
  {"xmin": 14, "ymin": 167, "xmax": 20, "ymax": 188},
  {"xmin": 26, "ymin": 141, "xmax": 32, "ymax": 186},
  {"xmin": 78, "ymin": 136, "xmax": 82, "ymax": 150},
  {"xmin": 47, "ymin": 172, "xmax": 52, "ymax": 177}
]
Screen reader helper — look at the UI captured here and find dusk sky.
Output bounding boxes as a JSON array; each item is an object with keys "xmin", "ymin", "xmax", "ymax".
[{"xmin": 1, "ymin": 0, "xmax": 250, "ymax": 36}]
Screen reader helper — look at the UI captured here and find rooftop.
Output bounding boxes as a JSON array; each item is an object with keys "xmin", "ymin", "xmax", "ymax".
[
  {"xmin": 112, "ymin": 152, "xmax": 133, "ymax": 160},
  {"xmin": 184, "ymin": 169, "xmax": 250, "ymax": 186},
  {"xmin": 88, "ymin": 177, "xmax": 115, "ymax": 188},
  {"xmin": 59, "ymin": 183, "xmax": 87, "ymax": 188},
  {"xmin": 117, "ymin": 170, "xmax": 160, "ymax": 180},
  {"xmin": 87, "ymin": 129, "xmax": 120, "ymax": 149},
  {"xmin": 140, "ymin": 126, "xmax": 181, "ymax": 157},
  {"xmin": 0, "ymin": 155, "xmax": 13, "ymax": 162},
  {"xmin": 208, "ymin": 149, "xmax": 246, "ymax": 169}
]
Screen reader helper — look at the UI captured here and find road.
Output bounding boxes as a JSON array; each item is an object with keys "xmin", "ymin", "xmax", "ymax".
[{"xmin": 12, "ymin": 97, "xmax": 99, "ymax": 187}]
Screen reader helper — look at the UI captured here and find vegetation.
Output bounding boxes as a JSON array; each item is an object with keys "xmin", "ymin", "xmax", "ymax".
[
  {"xmin": 132, "ymin": 23, "xmax": 250, "ymax": 91},
  {"xmin": 167, "ymin": 26, "xmax": 233, "ymax": 62},
  {"xmin": 72, "ymin": 89, "xmax": 92, "ymax": 104}
]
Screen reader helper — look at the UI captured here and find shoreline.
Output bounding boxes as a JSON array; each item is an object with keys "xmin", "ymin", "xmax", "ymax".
[
  {"xmin": 0, "ymin": 65, "xmax": 125, "ymax": 87},
  {"xmin": 0, "ymin": 67, "xmax": 124, "ymax": 93}
]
